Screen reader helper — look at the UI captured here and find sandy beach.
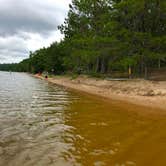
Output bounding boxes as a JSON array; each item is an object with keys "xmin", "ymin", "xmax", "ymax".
[{"xmin": 35, "ymin": 74, "xmax": 166, "ymax": 112}]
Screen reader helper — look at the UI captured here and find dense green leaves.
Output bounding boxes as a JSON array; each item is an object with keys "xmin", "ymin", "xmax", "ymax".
[{"xmin": 1, "ymin": 0, "xmax": 166, "ymax": 77}]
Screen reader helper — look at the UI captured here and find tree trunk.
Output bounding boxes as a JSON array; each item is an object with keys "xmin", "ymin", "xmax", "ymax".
[
  {"xmin": 95, "ymin": 57, "xmax": 100, "ymax": 73},
  {"xmin": 158, "ymin": 58, "xmax": 161, "ymax": 69},
  {"xmin": 144, "ymin": 66, "xmax": 148, "ymax": 80},
  {"xmin": 101, "ymin": 58, "xmax": 105, "ymax": 74}
]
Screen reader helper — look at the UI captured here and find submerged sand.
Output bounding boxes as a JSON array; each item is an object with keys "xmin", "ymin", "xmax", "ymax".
[{"xmin": 35, "ymin": 74, "xmax": 166, "ymax": 111}]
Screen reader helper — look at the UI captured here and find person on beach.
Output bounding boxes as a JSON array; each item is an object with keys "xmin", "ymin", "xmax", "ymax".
[{"xmin": 45, "ymin": 71, "xmax": 48, "ymax": 79}]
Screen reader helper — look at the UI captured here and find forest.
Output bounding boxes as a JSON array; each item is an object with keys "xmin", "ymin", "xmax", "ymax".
[{"xmin": 0, "ymin": 0, "xmax": 166, "ymax": 78}]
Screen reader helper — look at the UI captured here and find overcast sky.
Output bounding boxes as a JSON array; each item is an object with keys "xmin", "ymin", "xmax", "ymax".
[{"xmin": 0, "ymin": 0, "xmax": 71, "ymax": 63}]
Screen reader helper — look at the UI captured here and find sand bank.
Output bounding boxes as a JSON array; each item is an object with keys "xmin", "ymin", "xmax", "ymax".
[{"xmin": 35, "ymin": 74, "xmax": 166, "ymax": 111}]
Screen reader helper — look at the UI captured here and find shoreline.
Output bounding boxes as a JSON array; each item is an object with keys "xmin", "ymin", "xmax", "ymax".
[{"xmin": 34, "ymin": 74, "xmax": 166, "ymax": 112}]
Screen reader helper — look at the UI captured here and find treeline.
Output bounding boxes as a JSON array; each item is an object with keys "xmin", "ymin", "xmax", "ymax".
[
  {"xmin": 0, "ymin": 63, "xmax": 18, "ymax": 71},
  {"xmin": 1, "ymin": 0, "xmax": 166, "ymax": 77}
]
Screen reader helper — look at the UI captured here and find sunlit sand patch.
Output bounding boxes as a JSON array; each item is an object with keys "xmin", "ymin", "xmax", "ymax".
[
  {"xmin": 90, "ymin": 148, "xmax": 118, "ymax": 156},
  {"xmin": 94, "ymin": 161, "xmax": 106, "ymax": 166},
  {"xmin": 90, "ymin": 122, "xmax": 108, "ymax": 126}
]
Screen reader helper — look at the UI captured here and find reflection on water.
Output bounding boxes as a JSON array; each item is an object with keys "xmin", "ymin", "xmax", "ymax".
[{"xmin": 0, "ymin": 72, "xmax": 166, "ymax": 166}]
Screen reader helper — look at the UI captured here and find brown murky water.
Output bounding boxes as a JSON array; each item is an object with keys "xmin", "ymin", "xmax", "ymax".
[{"xmin": 0, "ymin": 72, "xmax": 166, "ymax": 166}]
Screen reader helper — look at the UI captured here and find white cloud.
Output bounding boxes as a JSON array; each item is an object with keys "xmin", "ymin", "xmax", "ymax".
[
  {"xmin": 0, "ymin": 0, "xmax": 71, "ymax": 63},
  {"xmin": 25, "ymin": 30, "xmax": 63, "ymax": 52}
]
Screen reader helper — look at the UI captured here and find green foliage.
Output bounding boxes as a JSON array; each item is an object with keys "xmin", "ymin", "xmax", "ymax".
[{"xmin": 1, "ymin": 0, "xmax": 166, "ymax": 78}]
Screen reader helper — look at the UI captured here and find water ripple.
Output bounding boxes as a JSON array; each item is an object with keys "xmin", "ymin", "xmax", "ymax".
[{"xmin": 0, "ymin": 72, "xmax": 78, "ymax": 166}]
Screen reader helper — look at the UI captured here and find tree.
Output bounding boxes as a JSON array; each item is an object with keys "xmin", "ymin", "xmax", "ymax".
[{"xmin": 1, "ymin": 0, "xmax": 166, "ymax": 78}]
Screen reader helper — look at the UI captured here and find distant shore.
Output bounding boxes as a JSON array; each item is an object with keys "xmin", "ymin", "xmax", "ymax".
[{"xmin": 34, "ymin": 74, "xmax": 166, "ymax": 112}]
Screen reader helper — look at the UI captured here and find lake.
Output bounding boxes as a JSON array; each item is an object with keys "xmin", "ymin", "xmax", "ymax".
[{"xmin": 0, "ymin": 71, "xmax": 166, "ymax": 166}]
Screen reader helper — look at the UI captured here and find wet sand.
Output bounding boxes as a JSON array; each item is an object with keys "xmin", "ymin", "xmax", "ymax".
[{"xmin": 35, "ymin": 74, "xmax": 166, "ymax": 112}]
